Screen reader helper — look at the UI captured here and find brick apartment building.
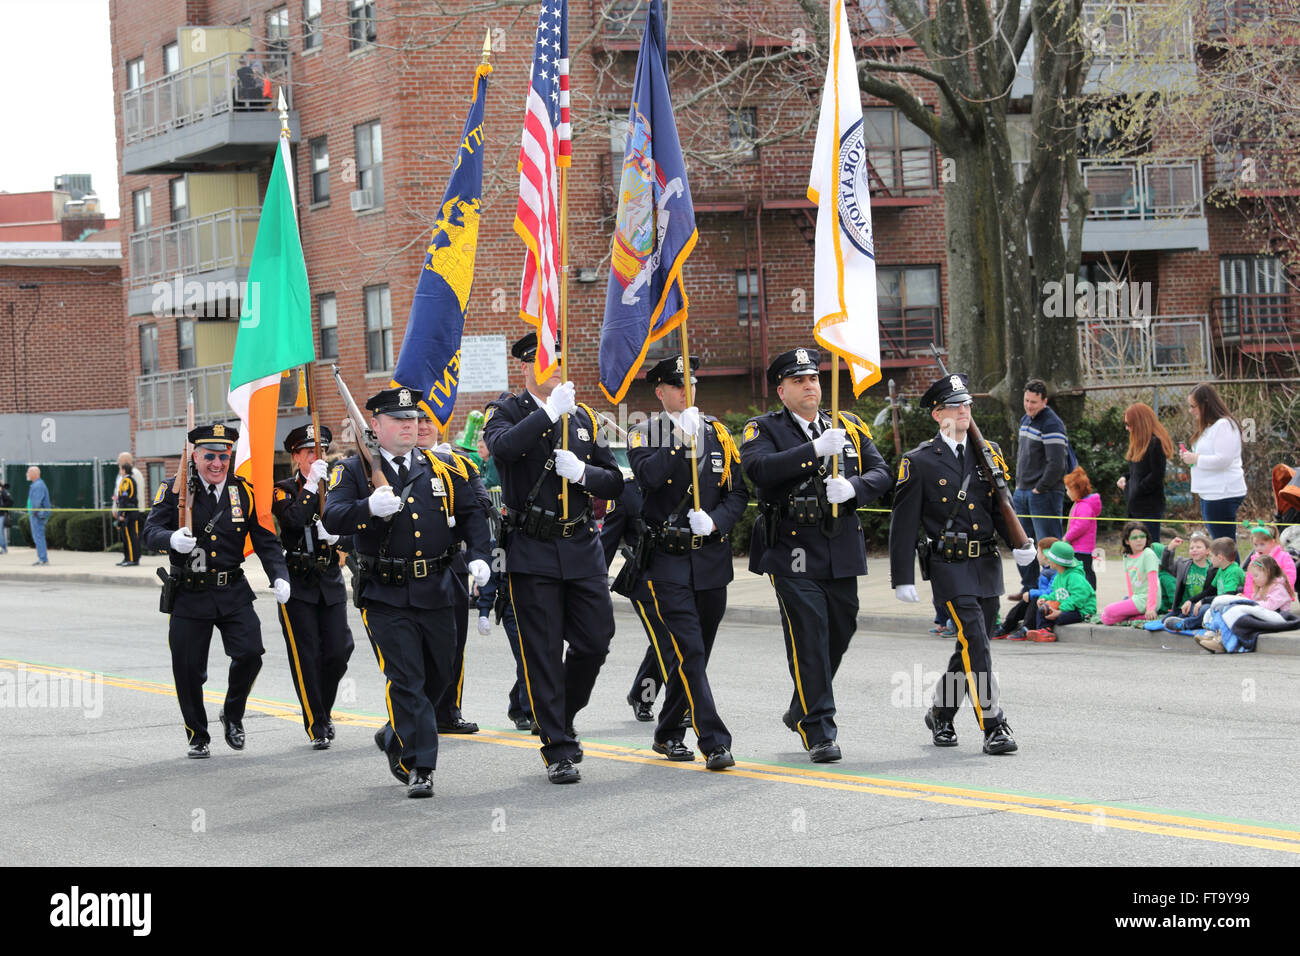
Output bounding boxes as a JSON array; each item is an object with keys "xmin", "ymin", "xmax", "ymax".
[{"xmin": 108, "ymin": 0, "xmax": 1295, "ymax": 483}]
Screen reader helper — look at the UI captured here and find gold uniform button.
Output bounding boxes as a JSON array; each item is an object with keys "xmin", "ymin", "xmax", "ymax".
[
  {"xmin": 942, "ymin": 497, "xmax": 948, "ymax": 503},
  {"xmin": 415, "ymin": 550, "xmax": 423, "ymax": 557},
  {"xmin": 408, "ymin": 497, "xmax": 415, "ymax": 504},
  {"xmin": 414, "ymin": 531, "xmax": 421, "ymax": 538},
  {"xmin": 969, "ymin": 504, "xmax": 975, "ymax": 510},
  {"xmin": 359, "ymin": 523, "xmax": 367, "ymax": 529},
  {"xmin": 667, "ymin": 479, "xmax": 672, "ymax": 484},
  {"xmin": 210, "ymin": 551, "xmax": 217, "ymax": 557},
  {"xmin": 211, "ymin": 535, "xmax": 217, "ymax": 541},
  {"xmin": 412, "ymin": 513, "xmax": 419, "ymax": 519},
  {"xmin": 939, "ymin": 478, "xmax": 947, "ymax": 485},
  {"xmin": 973, "ymin": 523, "xmax": 979, "ymax": 530}
]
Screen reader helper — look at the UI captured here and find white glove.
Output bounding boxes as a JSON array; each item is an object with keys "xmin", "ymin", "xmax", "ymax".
[
  {"xmin": 812, "ymin": 427, "xmax": 846, "ymax": 458},
  {"xmin": 307, "ymin": 458, "xmax": 329, "ymax": 486},
  {"xmin": 1013, "ymin": 541, "xmax": 1037, "ymax": 567},
  {"xmin": 273, "ymin": 578, "xmax": 292, "ymax": 604},
  {"xmin": 431, "ymin": 442, "xmax": 452, "ymax": 455},
  {"xmin": 554, "ymin": 449, "xmax": 586, "ymax": 483},
  {"xmin": 545, "ymin": 381, "xmax": 576, "ymax": 420},
  {"xmin": 477, "ymin": 616, "xmax": 492, "ymax": 635},
  {"xmin": 825, "ymin": 476, "xmax": 856, "ymax": 504},
  {"xmin": 169, "ymin": 528, "xmax": 197, "ymax": 554},
  {"xmin": 895, "ymin": 584, "xmax": 919, "ymax": 603},
  {"xmin": 688, "ymin": 509, "xmax": 715, "ymax": 536},
  {"xmin": 315, "ymin": 519, "xmax": 339, "ymax": 545},
  {"xmin": 368, "ymin": 485, "xmax": 402, "ymax": 517},
  {"xmin": 468, "ymin": 559, "xmax": 490, "ymax": 589},
  {"xmin": 679, "ymin": 406, "xmax": 701, "ymax": 437}
]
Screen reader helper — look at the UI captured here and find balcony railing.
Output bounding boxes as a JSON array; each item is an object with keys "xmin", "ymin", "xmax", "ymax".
[
  {"xmin": 1211, "ymin": 294, "xmax": 1300, "ymax": 342},
  {"xmin": 1078, "ymin": 315, "xmax": 1211, "ymax": 383},
  {"xmin": 1014, "ymin": 156, "xmax": 1205, "ymax": 221},
  {"xmin": 123, "ymin": 51, "xmax": 292, "ymax": 146},
  {"xmin": 1207, "ymin": 0, "xmax": 1291, "ymax": 37},
  {"xmin": 137, "ymin": 363, "xmax": 299, "ymax": 429},
  {"xmin": 880, "ymin": 307, "xmax": 943, "ymax": 360},
  {"xmin": 1082, "ymin": 2, "xmax": 1193, "ymax": 60},
  {"xmin": 128, "ymin": 208, "xmax": 260, "ymax": 289},
  {"xmin": 1213, "ymin": 141, "xmax": 1299, "ymax": 194}
]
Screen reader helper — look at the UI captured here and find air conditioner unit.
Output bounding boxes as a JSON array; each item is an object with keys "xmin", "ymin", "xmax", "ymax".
[{"xmin": 350, "ymin": 189, "xmax": 374, "ymax": 212}]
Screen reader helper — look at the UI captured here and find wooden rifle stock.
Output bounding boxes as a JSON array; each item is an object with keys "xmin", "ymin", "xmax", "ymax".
[{"xmin": 331, "ymin": 365, "xmax": 388, "ymax": 491}]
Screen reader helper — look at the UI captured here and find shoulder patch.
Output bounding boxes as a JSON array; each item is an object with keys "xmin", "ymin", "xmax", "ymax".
[
  {"xmin": 274, "ymin": 487, "xmax": 288, "ymax": 502},
  {"xmin": 484, "ymin": 406, "xmax": 495, "ymax": 424},
  {"xmin": 630, "ymin": 429, "xmax": 644, "ymax": 449},
  {"xmin": 897, "ymin": 457, "xmax": 911, "ymax": 483},
  {"xmin": 742, "ymin": 421, "xmax": 759, "ymax": 444},
  {"xmin": 328, "ymin": 463, "xmax": 344, "ymax": 490},
  {"xmin": 154, "ymin": 483, "xmax": 166, "ymax": 504}
]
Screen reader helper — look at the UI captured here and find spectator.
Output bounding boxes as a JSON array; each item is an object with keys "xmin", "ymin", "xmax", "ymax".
[
  {"xmin": 0, "ymin": 481, "xmax": 12, "ymax": 553},
  {"xmin": 994, "ymin": 536, "xmax": 1059, "ymax": 641},
  {"xmin": 1162, "ymin": 536, "xmax": 1245, "ymax": 632},
  {"xmin": 1160, "ymin": 531, "xmax": 1216, "ymax": 616},
  {"xmin": 1101, "ymin": 521, "xmax": 1159, "ymax": 625},
  {"xmin": 1116, "ymin": 402, "xmax": 1172, "ymax": 543},
  {"xmin": 1024, "ymin": 541, "xmax": 1097, "ymax": 642},
  {"xmin": 1195, "ymin": 555, "xmax": 1297, "ymax": 653},
  {"xmin": 1014, "ymin": 379, "xmax": 1073, "ymax": 589},
  {"xmin": 1179, "ymin": 383, "xmax": 1246, "ymax": 539},
  {"xmin": 1063, "ymin": 465, "xmax": 1100, "ymax": 588},
  {"xmin": 26, "ymin": 466, "xmax": 51, "ymax": 566},
  {"xmin": 1242, "ymin": 522, "xmax": 1297, "ymax": 600}
]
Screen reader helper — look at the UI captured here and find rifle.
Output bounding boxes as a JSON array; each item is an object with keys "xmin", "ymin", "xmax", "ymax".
[
  {"xmin": 928, "ymin": 344, "xmax": 1029, "ymax": 549},
  {"xmin": 332, "ymin": 365, "xmax": 394, "ymax": 504}
]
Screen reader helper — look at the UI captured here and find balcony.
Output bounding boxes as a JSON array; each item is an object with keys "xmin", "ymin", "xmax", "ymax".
[
  {"xmin": 1213, "ymin": 141, "xmax": 1300, "ymax": 196},
  {"xmin": 122, "ymin": 52, "xmax": 301, "ymax": 175},
  {"xmin": 1078, "ymin": 314, "xmax": 1211, "ymax": 385},
  {"xmin": 126, "ymin": 208, "xmax": 260, "ymax": 316},
  {"xmin": 880, "ymin": 308, "xmax": 944, "ymax": 366},
  {"xmin": 1210, "ymin": 293, "xmax": 1300, "ymax": 363},
  {"xmin": 1206, "ymin": 0, "xmax": 1292, "ymax": 38}
]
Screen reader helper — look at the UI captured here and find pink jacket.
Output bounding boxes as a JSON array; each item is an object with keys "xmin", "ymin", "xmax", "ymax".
[
  {"xmin": 1244, "ymin": 545, "xmax": 1297, "ymax": 599},
  {"xmin": 1065, "ymin": 493, "xmax": 1100, "ymax": 555},
  {"xmin": 1255, "ymin": 578, "xmax": 1295, "ymax": 612}
]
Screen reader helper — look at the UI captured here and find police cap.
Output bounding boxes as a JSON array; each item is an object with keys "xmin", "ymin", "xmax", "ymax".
[
  {"xmin": 284, "ymin": 423, "xmax": 332, "ymax": 453},
  {"xmin": 921, "ymin": 372, "xmax": 974, "ymax": 409},
  {"xmin": 365, "ymin": 387, "xmax": 420, "ymax": 419},
  {"xmin": 189, "ymin": 423, "xmax": 238, "ymax": 446},
  {"xmin": 646, "ymin": 355, "xmax": 699, "ymax": 387},
  {"xmin": 766, "ymin": 347, "xmax": 821, "ymax": 386}
]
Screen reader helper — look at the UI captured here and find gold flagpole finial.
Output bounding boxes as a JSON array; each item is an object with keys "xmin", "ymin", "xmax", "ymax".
[
  {"xmin": 277, "ymin": 88, "xmax": 290, "ymax": 138},
  {"xmin": 481, "ymin": 29, "xmax": 492, "ymax": 65}
]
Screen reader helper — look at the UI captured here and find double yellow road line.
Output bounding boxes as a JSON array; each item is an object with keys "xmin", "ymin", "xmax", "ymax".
[{"xmin": 6, "ymin": 658, "xmax": 1299, "ymax": 856}]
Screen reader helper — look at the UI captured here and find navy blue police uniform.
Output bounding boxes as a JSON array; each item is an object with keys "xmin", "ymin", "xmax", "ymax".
[
  {"xmin": 321, "ymin": 389, "xmax": 490, "ymax": 791},
  {"xmin": 888, "ymin": 373, "xmax": 1019, "ymax": 754},
  {"xmin": 142, "ymin": 424, "xmax": 289, "ymax": 757},
  {"xmin": 483, "ymin": 334, "xmax": 623, "ymax": 781},
  {"xmin": 114, "ymin": 469, "xmax": 144, "ymax": 566},
  {"xmin": 740, "ymin": 348, "xmax": 893, "ymax": 761},
  {"xmin": 271, "ymin": 424, "xmax": 355, "ymax": 748}
]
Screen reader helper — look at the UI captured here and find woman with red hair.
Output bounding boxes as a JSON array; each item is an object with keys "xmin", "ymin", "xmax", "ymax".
[{"xmin": 1117, "ymin": 402, "xmax": 1173, "ymax": 543}]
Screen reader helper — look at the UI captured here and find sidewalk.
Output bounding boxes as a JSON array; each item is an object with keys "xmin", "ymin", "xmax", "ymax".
[{"xmin": 4, "ymin": 546, "xmax": 1298, "ymax": 655}]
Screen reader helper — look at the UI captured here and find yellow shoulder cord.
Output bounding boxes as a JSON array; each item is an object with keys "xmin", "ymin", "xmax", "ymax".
[
  {"xmin": 837, "ymin": 412, "xmax": 864, "ymax": 461},
  {"xmin": 419, "ymin": 450, "xmax": 457, "ymax": 521},
  {"xmin": 710, "ymin": 420, "xmax": 740, "ymax": 486}
]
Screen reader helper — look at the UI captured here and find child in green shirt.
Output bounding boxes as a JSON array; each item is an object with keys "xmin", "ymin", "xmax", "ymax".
[
  {"xmin": 1025, "ymin": 541, "xmax": 1097, "ymax": 642},
  {"xmin": 1162, "ymin": 536, "xmax": 1244, "ymax": 632}
]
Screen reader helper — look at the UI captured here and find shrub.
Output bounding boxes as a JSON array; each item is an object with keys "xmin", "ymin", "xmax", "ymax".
[{"xmin": 66, "ymin": 514, "xmax": 109, "ymax": 551}]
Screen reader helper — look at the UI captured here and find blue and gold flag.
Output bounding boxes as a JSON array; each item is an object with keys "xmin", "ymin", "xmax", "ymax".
[
  {"xmin": 598, "ymin": 0, "xmax": 698, "ymax": 404},
  {"xmin": 393, "ymin": 60, "xmax": 491, "ymax": 426}
]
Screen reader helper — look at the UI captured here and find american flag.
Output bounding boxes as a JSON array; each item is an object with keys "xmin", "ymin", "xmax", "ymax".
[{"xmin": 514, "ymin": 0, "xmax": 570, "ymax": 379}]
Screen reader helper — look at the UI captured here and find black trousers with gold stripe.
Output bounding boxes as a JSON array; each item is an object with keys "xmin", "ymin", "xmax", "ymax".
[
  {"xmin": 624, "ymin": 579, "xmax": 675, "ymax": 706},
  {"xmin": 121, "ymin": 513, "xmax": 143, "ymax": 563},
  {"xmin": 169, "ymin": 604, "xmax": 264, "ymax": 746},
  {"xmin": 771, "ymin": 575, "xmax": 858, "ymax": 749},
  {"xmin": 435, "ymin": 585, "xmax": 470, "ymax": 724},
  {"xmin": 933, "ymin": 594, "xmax": 1004, "ymax": 731},
  {"xmin": 277, "ymin": 594, "xmax": 354, "ymax": 740},
  {"xmin": 507, "ymin": 572, "xmax": 613, "ymax": 766},
  {"xmin": 636, "ymin": 581, "xmax": 730, "ymax": 754}
]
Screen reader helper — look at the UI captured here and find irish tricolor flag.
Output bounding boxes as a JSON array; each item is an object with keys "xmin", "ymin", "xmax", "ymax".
[{"xmin": 229, "ymin": 109, "xmax": 314, "ymax": 543}]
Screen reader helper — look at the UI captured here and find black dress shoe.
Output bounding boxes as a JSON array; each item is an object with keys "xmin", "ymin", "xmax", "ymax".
[
  {"xmin": 652, "ymin": 739, "xmax": 695, "ymax": 762},
  {"xmin": 187, "ymin": 743, "xmax": 210, "ymax": 759},
  {"xmin": 530, "ymin": 721, "xmax": 541, "ymax": 736},
  {"xmin": 924, "ymin": 708, "xmax": 959, "ymax": 747},
  {"xmin": 705, "ymin": 747, "xmax": 735, "ymax": 771},
  {"xmin": 324, "ymin": 720, "xmax": 336, "ymax": 741},
  {"xmin": 547, "ymin": 758, "xmax": 580, "ymax": 784},
  {"xmin": 374, "ymin": 727, "xmax": 406, "ymax": 783},
  {"xmin": 115, "ymin": 559, "xmax": 129, "ymax": 567},
  {"xmin": 311, "ymin": 737, "xmax": 330, "ymax": 750},
  {"xmin": 782, "ymin": 709, "xmax": 799, "ymax": 733},
  {"xmin": 511, "ymin": 714, "xmax": 534, "ymax": 731},
  {"xmin": 122, "ymin": 561, "xmax": 139, "ymax": 567},
  {"xmin": 218, "ymin": 712, "xmax": 245, "ymax": 750},
  {"xmin": 632, "ymin": 700, "xmax": 654, "ymax": 722},
  {"xmin": 565, "ymin": 727, "xmax": 582, "ymax": 764},
  {"xmin": 982, "ymin": 722, "xmax": 1018, "ymax": 755},
  {"xmin": 809, "ymin": 740, "xmax": 842, "ymax": 763},
  {"xmin": 437, "ymin": 717, "xmax": 479, "ymax": 734},
  {"xmin": 407, "ymin": 768, "xmax": 434, "ymax": 798}
]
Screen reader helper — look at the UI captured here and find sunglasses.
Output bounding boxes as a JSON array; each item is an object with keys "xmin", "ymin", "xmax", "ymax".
[{"xmin": 201, "ymin": 453, "xmax": 231, "ymax": 462}]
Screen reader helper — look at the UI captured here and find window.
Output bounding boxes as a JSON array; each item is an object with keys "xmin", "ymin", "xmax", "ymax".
[
  {"xmin": 364, "ymin": 285, "xmax": 393, "ymax": 372},
  {"xmin": 354, "ymin": 120, "xmax": 384, "ymax": 206},
  {"xmin": 132, "ymin": 188, "xmax": 152, "ymax": 229},
  {"xmin": 1220, "ymin": 255, "xmax": 1287, "ymax": 336},
  {"xmin": 862, "ymin": 108, "xmax": 935, "ymax": 194},
  {"xmin": 318, "ymin": 293, "xmax": 338, "ymax": 358},
  {"xmin": 728, "ymin": 108, "xmax": 758, "ymax": 162},
  {"xmin": 169, "ymin": 178, "xmax": 188, "ymax": 222},
  {"xmin": 737, "ymin": 269, "xmax": 760, "ymax": 325},
  {"xmin": 147, "ymin": 463, "xmax": 165, "ymax": 502},
  {"xmin": 349, "ymin": 0, "xmax": 377, "ymax": 51},
  {"xmin": 303, "ymin": 0, "xmax": 322, "ymax": 50},
  {"xmin": 876, "ymin": 266, "xmax": 942, "ymax": 354},
  {"xmin": 267, "ymin": 6, "xmax": 290, "ymax": 53},
  {"xmin": 310, "ymin": 136, "xmax": 330, "ymax": 203},
  {"xmin": 126, "ymin": 56, "xmax": 145, "ymax": 90},
  {"xmin": 163, "ymin": 42, "xmax": 180, "ymax": 75},
  {"xmin": 178, "ymin": 318, "xmax": 196, "ymax": 370},
  {"xmin": 140, "ymin": 323, "xmax": 159, "ymax": 375}
]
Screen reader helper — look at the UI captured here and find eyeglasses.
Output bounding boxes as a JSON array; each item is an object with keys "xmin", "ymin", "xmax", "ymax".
[{"xmin": 201, "ymin": 453, "xmax": 231, "ymax": 463}]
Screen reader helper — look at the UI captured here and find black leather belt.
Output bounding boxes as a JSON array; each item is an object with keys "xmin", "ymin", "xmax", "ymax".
[
  {"xmin": 504, "ymin": 505, "xmax": 590, "ymax": 539},
  {"xmin": 177, "ymin": 567, "xmax": 245, "ymax": 590},
  {"xmin": 356, "ymin": 550, "xmax": 457, "ymax": 580},
  {"xmin": 286, "ymin": 549, "xmax": 338, "ymax": 575},
  {"xmin": 928, "ymin": 538, "xmax": 998, "ymax": 560},
  {"xmin": 653, "ymin": 529, "xmax": 728, "ymax": 554}
]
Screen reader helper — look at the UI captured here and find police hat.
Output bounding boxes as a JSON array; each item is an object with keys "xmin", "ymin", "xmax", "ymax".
[
  {"xmin": 510, "ymin": 332, "xmax": 561, "ymax": 364},
  {"xmin": 189, "ymin": 423, "xmax": 238, "ymax": 446},
  {"xmin": 921, "ymin": 372, "xmax": 974, "ymax": 409},
  {"xmin": 766, "ymin": 348, "xmax": 821, "ymax": 386},
  {"xmin": 284, "ymin": 423, "xmax": 332, "ymax": 453},
  {"xmin": 365, "ymin": 387, "xmax": 420, "ymax": 419},
  {"xmin": 646, "ymin": 355, "xmax": 699, "ymax": 387}
]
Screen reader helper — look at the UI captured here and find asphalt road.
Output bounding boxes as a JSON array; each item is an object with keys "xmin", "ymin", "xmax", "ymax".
[{"xmin": 2, "ymin": 579, "xmax": 1298, "ymax": 866}]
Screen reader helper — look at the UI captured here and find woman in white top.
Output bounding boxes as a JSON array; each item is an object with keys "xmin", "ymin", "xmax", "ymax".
[{"xmin": 1178, "ymin": 383, "xmax": 1246, "ymax": 541}]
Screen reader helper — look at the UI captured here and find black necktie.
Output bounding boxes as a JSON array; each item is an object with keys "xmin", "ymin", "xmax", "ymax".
[
  {"xmin": 810, "ymin": 419, "xmax": 822, "ymax": 441},
  {"xmin": 208, "ymin": 484, "xmax": 219, "ymax": 506},
  {"xmin": 956, "ymin": 444, "xmax": 965, "ymax": 471},
  {"xmin": 395, "ymin": 456, "xmax": 409, "ymax": 489}
]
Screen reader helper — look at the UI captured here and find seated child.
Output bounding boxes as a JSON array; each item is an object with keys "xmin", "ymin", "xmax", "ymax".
[
  {"xmin": 1195, "ymin": 555, "xmax": 1297, "ymax": 653},
  {"xmin": 1242, "ymin": 522, "xmax": 1297, "ymax": 600},
  {"xmin": 1101, "ymin": 521, "xmax": 1160, "ymax": 625},
  {"xmin": 1163, "ymin": 536, "xmax": 1244, "ymax": 631},
  {"xmin": 994, "ymin": 536, "xmax": 1058, "ymax": 640},
  {"xmin": 1025, "ymin": 541, "xmax": 1097, "ymax": 642}
]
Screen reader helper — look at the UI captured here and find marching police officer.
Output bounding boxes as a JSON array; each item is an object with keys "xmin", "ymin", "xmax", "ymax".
[
  {"xmin": 113, "ymin": 452, "xmax": 145, "ymax": 566},
  {"xmin": 142, "ymin": 424, "xmax": 291, "ymax": 759},
  {"xmin": 271, "ymin": 424, "xmax": 354, "ymax": 750},
  {"xmin": 321, "ymin": 387, "xmax": 491, "ymax": 797},
  {"xmin": 626, "ymin": 356, "xmax": 747, "ymax": 769},
  {"xmin": 740, "ymin": 348, "xmax": 893, "ymax": 762},
  {"xmin": 888, "ymin": 373, "xmax": 1037, "ymax": 755},
  {"xmin": 483, "ymin": 333, "xmax": 623, "ymax": 784}
]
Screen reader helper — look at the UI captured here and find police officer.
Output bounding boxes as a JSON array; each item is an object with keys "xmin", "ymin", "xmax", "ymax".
[
  {"xmin": 627, "ymin": 356, "xmax": 747, "ymax": 769},
  {"xmin": 142, "ymin": 424, "xmax": 291, "ymax": 759},
  {"xmin": 483, "ymin": 333, "xmax": 623, "ymax": 784},
  {"xmin": 888, "ymin": 373, "xmax": 1037, "ymax": 755},
  {"xmin": 271, "ymin": 424, "xmax": 355, "ymax": 750},
  {"xmin": 740, "ymin": 348, "xmax": 893, "ymax": 763},
  {"xmin": 321, "ymin": 387, "xmax": 491, "ymax": 798},
  {"xmin": 113, "ymin": 452, "xmax": 146, "ymax": 566}
]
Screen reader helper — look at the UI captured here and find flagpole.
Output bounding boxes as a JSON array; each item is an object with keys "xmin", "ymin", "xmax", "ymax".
[
  {"xmin": 831, "ymin": 353, "xmax": 839, "ymax": 517},
  {"xmin": 558, "ymin": 140, "xmax": 571, "ymax": 520},
  {"xmin": 304, "ymin": 363, "xmax": 325, "ymax": 502},
  {"xmin": 679, "ymin": 325, "xmax": 701, "ymax": 514}
]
